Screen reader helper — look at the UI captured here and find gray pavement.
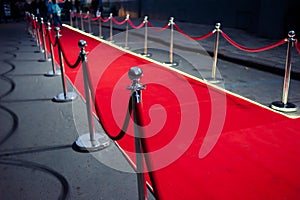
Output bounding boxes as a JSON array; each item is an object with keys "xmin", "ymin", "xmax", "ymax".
[{"xmin": 0, "ymin": 16, "xmax": 299, "ymax": 200}]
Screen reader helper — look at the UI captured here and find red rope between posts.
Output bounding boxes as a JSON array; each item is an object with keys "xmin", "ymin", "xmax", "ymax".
[
  {"xmin": 112, "ymin": 17, "xmax": 127, "ymax": 25},
  {"xmin": 173, "ymin": 24, "xmax": 215, "ymax": 41},
  {"xmin": 100, "ymin": 16, "xmax": 110, "ymax": 23},
  {"xmin": 128, "ymin": 19, "xmax": 145, "ymax": 29},
  {"xmin": 91, "ymin": 16, "xmax": 100, "ymax": 21},
  {"xmin": 221, "ymin": 31, "xmax": 287, "ymax": 53},
  {"xmin": 148, "ymin": 21, "xmax": 169, "ymax": 32}
]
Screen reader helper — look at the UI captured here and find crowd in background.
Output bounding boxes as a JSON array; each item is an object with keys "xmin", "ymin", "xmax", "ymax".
[{"xmin": 0, "ymin": 0, "xmax": 104, "ymax": 25}]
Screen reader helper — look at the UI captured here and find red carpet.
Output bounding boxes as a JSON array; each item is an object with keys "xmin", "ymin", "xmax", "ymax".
[{"xmin": 49, "ymin": 25, "xmax": 300, "ymax": 199}]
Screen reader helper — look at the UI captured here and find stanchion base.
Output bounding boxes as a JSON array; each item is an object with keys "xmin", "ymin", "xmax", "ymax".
[
  {"xmin": 124, "ymin": 46, "xmax": 130, "ymax": 50},
  {"xmin": 163, "ymin": 61, "xmax": 178, "ymax": 67},
  {"xmin": 270, "ymin": 101, "xmax": 298, "ymax": 113},
  {"xmin": 45, "ymin": 69, "xmax": 62, "ymax": 77},
  {"xmin": 99, "ymin": 36, "xmax": 104, "ymax": 39},
  {"xmin": 74, "ymin": 133, "xmax": 110, "ymax": 152},
  {"xmin": 140, "ymin": 53, "xmax": 152, "ymax": 57},
  {"xmin": 38, "ymin": 57, "xmax": 51, "ymax": 62},
  {"xmin": 205, "ymin": 77, "xmax": 224, "ymax": 84},
  {"xmin": 109, "ymin": 40, "xmax": 115, "ymax": 43},
  {"xmin": 52, "ymin": 92, "xmax": 77, "ymax": 103}
]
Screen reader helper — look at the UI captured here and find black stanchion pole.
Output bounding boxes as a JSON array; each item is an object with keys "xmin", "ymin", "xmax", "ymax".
[
  {"xmin": 270, "ymin": 30, "xmax": 298, "ymax": 112},
  {"xmin": 127, "ymin": 67, "xmax": 147, "ymax": 200},
  {"xmin": 45, "ymin": 22, "xmax": 61, "ymax": 76},
  {"xmin": 74, "ymin": 40, "xmax": 110, "ymax": 151},
  {"xmin": 52, "ymin": 27, "xmax": 77, "ymax": 102}
]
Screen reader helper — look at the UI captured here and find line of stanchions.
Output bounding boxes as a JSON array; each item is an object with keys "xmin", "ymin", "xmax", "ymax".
[
  {"xmin": 25, "ymin": 10, "xmax": 299, "ymax": 200},
  {"xmin": 25, "ymin": 12, "xmax": 159, "ymax": 200}
]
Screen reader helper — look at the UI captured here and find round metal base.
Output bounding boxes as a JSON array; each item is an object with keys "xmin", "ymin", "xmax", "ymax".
[
  {"xmin": 270, "ymin": 101, "xmax": 298, "ymax": 113},
  {"xmin": 205, "ymin": 77, "xmax": 224, "ymax": 84},
  {"xmin": 45, "ymin": 69, "xmax": 62, "ymax": 77},
  {"xmin": 75, "ymin": 133, "xmax": 110, "ymax": 152},
  {"xmin": 124, "ymin": 46, "xmax": 130, "ymax": 50},
  {"xmin": 99, "ymin": 36, "xmax": 104, "ymax": 39},
  {"xmin": 52, "ymin": 92, "xmax": 77, "ymax": 102},
  {"xmin": 140, "ymin": 52, "xmax": 152, "ymax": 57},
  {"xmin": 163, "ymin": 61, "xmax": 178, "ymax": 67},
  {"xmin": 38, "ymin": 57, "xmax": 51, "ymax": 62}
]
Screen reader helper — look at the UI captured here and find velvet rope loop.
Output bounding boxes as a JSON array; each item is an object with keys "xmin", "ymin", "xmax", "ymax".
[
  {"xmin": 58, "ymin": 40, "xmax": 82, "ymax": 69},
  {"xmin": 173, "ymin": 24, "xmax": 215, "ymax": 41},
  {"xmin": 83, "ymin": 13, "xmax": 89, "ymax": 19},
  {"xmin": 148, "ymin": 21, "xmax": 170, "ymax": 32},
  {"xmin": 128, "ymin": 19, "xmax": 145, "ymax": 29},
  {"xmin": 221, "ymin": 31, "xmax": 288, "ymax": 53},
  {"xmin": 91, "ymin": 16, "xmax": 100, "ymax": 21},
  {"xmin": 95, "ymin": 94, "xmax": 133, "ymax": 141},
  {"xmin": 100, "ymin": 16, "xmax": 110, "ymax": 23},
  {"xmin": 112, "ymin": 17, "xmax": 127, "ymax": 25}
]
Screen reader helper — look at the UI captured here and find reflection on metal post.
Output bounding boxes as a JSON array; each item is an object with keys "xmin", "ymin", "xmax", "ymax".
[
  {"xmin": 75, "ymin": 9, "xmax": 78, "ymax": 28},
  {"xmin": 140, "ymin": 16, "xmax": 151, "ymax": 57},
  {"xmin": 270, "ymin": 31, "xmax": 298, "ymax": 112},
  {"xmin": 124, "ymin": 14, "xmax": 130, "ymax": 49},
  {"xmin": 70, "ymin": 10, "xmax": 73, "ymax": 27},
  {"xmin": 109, "ymin": 13, "xmax": 114, "ymax": 42},
  {"xmin": 87, "ymin": 11, "xmax": 92, "ymax": 34},
  {"xmin": 80, "ymin": 10, "xmax": 84, "ymax": 31},
  {"xmin": 97, "ymin": 10, "xmax": 103, "ymax": 39}
]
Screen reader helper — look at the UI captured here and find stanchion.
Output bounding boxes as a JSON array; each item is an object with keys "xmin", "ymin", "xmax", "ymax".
[
  {"xmin": 124, "ymin": 14, "xmax": 130, "ymax": 49},
  {"xmin": 87, "ymin": 11, "xmax": 92, "ymax": 34},
  {"xmin": 75, "ymin": 9, "xmax": 78, "ymax": 28},
  {"xmin": 45, "ymin": 22, "xmax": 61, "ymax": 76},
  {"xmin": 36, "ymin": 17, "xmax": 43, "ymax": 53},
  {"xmin": 80, "ymin": 10, "xmax": 84, "ymax": 31},
  {"xmin": 140, "ymin": 16, "xmax": 151, "ymax": 57},
  {"xmin": 163, "ymin": 17, "xmax": 178, "ymax": 66},
  {"xmin": 69, "ymin": 10, "xmax": 73, "ymax": 27},
  {"xmin": 53, "ymin": 27, "xmax": 77, "ymax": 102},
  {"xmin": 97, "ymin": 10, "xmax": 103, "ymax": 39},
  {"xmin": 270, "ymin": 31, "xmax": 298, "ymax": 112},
  {"xmin": 127, "ymin": 66, "xmax": 147, "ymax": 200},
  {"xmin": 109, "ymin": 13, "xmax": 114, "ymax": 42},
  {"xmin": 205, "ymin": 23, "xmax": 223, "ymax": 84},
  {"xmin": 74, "ymin": 40, "xmax": 110, "ymax": 151},
  {"xmin": 32, "ymin": 14, "xmax": 40, "ymax": 46},
  {"xmin": 39, "ymin": 18, "xmax": 51, "ymax": 62}
]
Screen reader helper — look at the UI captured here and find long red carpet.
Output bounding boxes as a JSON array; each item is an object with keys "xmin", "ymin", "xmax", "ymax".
[{"xmin": 50, "ymin": 25, "xmax": 300, "ymax": 199}]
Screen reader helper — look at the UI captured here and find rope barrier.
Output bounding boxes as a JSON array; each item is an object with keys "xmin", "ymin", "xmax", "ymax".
[
  {"xmin": 112, "ymin": 17, "xmax": 127, "ymax": 25},
  {"xmin": 91, "ymin": 16, "xmax": 100, "ymax": 21},
  {"xmin": 94, "ymin": 94, "xmax": 133, "ymax": 141},
  {"xmin": 83, "ymin": 13, "xmax": 89, "ymax": 19},
  {"xmin": 100, "ymin": 16, "xmax": 110, "ymax": 23},
  {"xmin": 148, "ymin": 21, "xmax": 169, "ymax": 32},
  {"xmin": 58, "ymin": 39, "xmax": 82, "ymax": 69},
  {"xmin": 173, "ymin": 24, "xmax": 215, "ymax": 41},
  {"xmin": 128, "ymin": 19, "xmax": 145, "ymax": 29},
  {"xmin": 221, "ymin": 31, "xmax": 288, "ymax": 53}
]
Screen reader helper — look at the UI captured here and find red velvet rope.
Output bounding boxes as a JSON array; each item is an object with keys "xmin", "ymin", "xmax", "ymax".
[
  {"xmin": 83, "ymin": 14, "xmax": 89, "ymax": 19},
  {"xmin": 100, "ymin": 16, "xmax": 110, "ymax": 23},
  {"xmin": 221, "ymin": 31, "xmax": 287, "ymax": 53},
  {"xmin": 112, "ymin": 17, "xmax": 127, "ymax": 25},
  {"xmin": 295, "ymin": 39, "xmax": 300, "ymax": 54},
  {"xmin": 148, "ymin": 21, "xmax": 169, "ymax": 32},
  {"xmin": 91, "ymin": 16, "xmax": 100, "ymax": 21},
  {"xmin": 174, "ymin": 24, "xmax": 215, "ymax": 41},
  {"xmin": 128, "ymin": 19, "xmax": 145, "ymax": 29}
]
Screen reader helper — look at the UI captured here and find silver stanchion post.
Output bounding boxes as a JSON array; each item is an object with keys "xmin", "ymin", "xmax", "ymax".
[
  {"xmin": 124, "ymin": 14, "xmax": 130, "ymax": 49},
  {"xmin": 53, "ymin": 27, "xmax": 77, "ymax": 102},
  {"xmin": 80, "ymin": 10, "xmax": 84, "ymax": 31},
  {"xmin": 270, "ymin": 30, "xmax": 298, "ymax": 112},
  {"xmin": 69, "ymin": 10, "xmax": 73, "ymax": 27},
  {"xmin": 45, "ymin": 22, "xmax": 61, "ymax": 76},
  {"xmin": 74, "ymin": 40, "xmax": 110, "ymax": 151},
  {"xmin": 164, "ymin": 17, "xmax": 178, "ymax": 66},
  {"xmin": 206, "ymin": 23, "xmax": 223, "ymax": 84},
  {"xmin": 109, "ymin": 13, "xmax": 114, "ymax": 42},
  {"xmin": 87, "ymin": 11, "xmax": 92, "ymax": 34},
  {"xmin": 127, "ymin": 67, "xmax": 146, "ymax": 200},
  {"xmin": 36, "ymin": 17, "xmax": 43, "ymax": 53},
  {"xmin": 97, "ymin": 10, "xmax": 103, "ymax": 39},
  {"xmin": 39, "ymin": 18, "xmax": 50, "ymax": 62},
  {"xmin": 140, "ymin": 16, "xmax": 151, "ymax": 57}
]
